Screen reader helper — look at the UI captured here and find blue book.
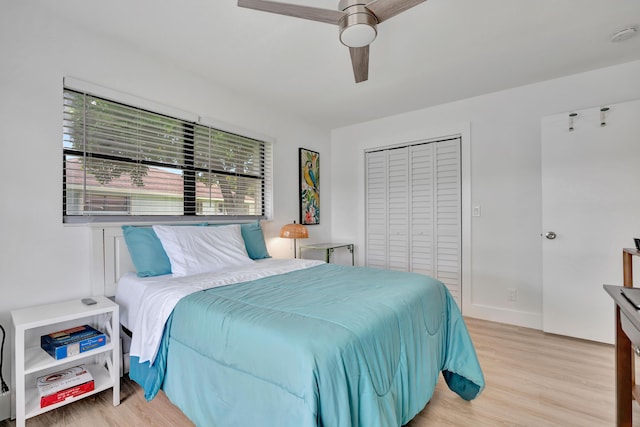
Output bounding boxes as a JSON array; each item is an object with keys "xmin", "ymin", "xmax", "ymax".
[{"xmin": 41, "ymin": 325, "xmax": 106, "ymax": 360}]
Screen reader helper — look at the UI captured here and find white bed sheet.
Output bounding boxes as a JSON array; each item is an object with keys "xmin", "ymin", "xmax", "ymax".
[{"xmin": 115, "ymin": 258, "xmax": 325, "ymax": 365}]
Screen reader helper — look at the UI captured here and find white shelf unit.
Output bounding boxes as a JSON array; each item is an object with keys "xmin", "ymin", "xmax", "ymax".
[{"xmin": 11, "ymin": 296, "xmax": 120, "ymax": 427}]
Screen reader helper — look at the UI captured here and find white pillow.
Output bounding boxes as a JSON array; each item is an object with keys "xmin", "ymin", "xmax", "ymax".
[{"xmin": 152, "ymin": 224, "xmax": 254, "ymax": 277}]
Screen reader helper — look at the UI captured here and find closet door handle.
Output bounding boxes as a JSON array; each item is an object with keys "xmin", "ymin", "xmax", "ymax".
[{"xmin": 545, "ymin": 231, "xmax": 557, "ymax": 240}]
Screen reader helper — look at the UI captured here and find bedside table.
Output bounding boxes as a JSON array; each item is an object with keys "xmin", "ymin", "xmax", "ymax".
[
  {"xmin": 300, "ymin": 242, "xmax": 355, "ymax": 265},
  {"xmin": 11, "ymin": 296, "xmax": 120, "ymax": 427}
]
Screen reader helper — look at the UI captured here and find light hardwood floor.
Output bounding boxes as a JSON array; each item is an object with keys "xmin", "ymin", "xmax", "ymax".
[{"xmin": 2, "ymin": 317, "xmax": 637, "ymax": 426}]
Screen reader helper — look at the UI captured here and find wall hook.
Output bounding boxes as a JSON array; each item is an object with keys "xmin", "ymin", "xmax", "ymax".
[
  {"xmin": 600, "ymin": 107, "xmax": 610, "ymax": 127},
  {"xmin": 568, "ymin": 112, "xmax": 578, "ymax": 131}
]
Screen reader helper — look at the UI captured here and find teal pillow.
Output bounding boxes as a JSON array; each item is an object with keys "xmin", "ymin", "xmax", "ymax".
[
  {"xmin": 122, "ymin": 226, "xmax": 172, "ymax": 277},
  {"xmin": 240, "ymin": 221, "xmax": 271, "ymax": 260}
]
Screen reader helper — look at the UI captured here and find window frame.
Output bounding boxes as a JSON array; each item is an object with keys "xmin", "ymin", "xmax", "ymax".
[{"xmin": 62, "ymin": 82, "xmax": 273, "ymax": 224}]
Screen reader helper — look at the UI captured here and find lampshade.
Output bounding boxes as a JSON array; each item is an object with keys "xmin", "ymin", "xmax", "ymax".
[{"xmin": 280, "ymin": 222, "xmax": 309, "ymax": 239}]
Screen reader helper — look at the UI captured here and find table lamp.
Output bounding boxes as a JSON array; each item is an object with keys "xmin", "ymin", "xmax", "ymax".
[{"xmin": 280, "ymin": 220, "xmax": 309, "ymax": 258}]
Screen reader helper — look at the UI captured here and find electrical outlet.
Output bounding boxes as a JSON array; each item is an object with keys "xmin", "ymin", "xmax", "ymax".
[{"xmin": 507, "ymin": 288, "xmax": 517, "ymax": 302}]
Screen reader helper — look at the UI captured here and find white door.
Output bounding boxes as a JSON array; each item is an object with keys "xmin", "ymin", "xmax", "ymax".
[
  {"xmin": 365, "ymin": 150, "xmax": 388, "ymax": 269},
  {"xmin": 432, "ymin": 140, "xmax": 462, "ymax": 303},
  {"xmin": 388, "ymin": 147, "xmax": 410, "ymax": 271},
  {"xmin": 365, "ymin": 147, "xmax": 410, "ymax": 271},
  {"xmin": 542, "ymin": 99, "xmax": 640, "ymax": 343},
  {"xmin": 409, "ymin": 140, "xmax": 461, "ymax": 303}
]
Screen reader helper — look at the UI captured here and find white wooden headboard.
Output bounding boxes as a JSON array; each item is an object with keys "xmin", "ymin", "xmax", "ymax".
[
  {"xmin": 90, "ymin": 222, "xmax": 260, "ymax": 296},
  {"xmin": 91, "ymin": 227, "xmax": 134, "ymax": 297}
]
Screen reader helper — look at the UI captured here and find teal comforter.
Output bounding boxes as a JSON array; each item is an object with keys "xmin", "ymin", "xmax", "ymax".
[{"xmin": 131, "ymin": 264, "xmax": 484, "ymax": 426}]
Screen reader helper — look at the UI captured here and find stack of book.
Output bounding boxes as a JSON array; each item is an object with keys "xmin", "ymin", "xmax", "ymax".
[
  {"xmin": 40, "ymin": 325, "xmax": 106, "ymax": 360},
  {"xmin": 36, "ymin": 365, "xmax": 94, "ymax": 408}
]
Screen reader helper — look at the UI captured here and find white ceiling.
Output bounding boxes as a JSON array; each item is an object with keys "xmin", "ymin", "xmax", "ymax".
[{"xmin": 42, "ymin": 0, "xmax": 640, "ymax": 129}]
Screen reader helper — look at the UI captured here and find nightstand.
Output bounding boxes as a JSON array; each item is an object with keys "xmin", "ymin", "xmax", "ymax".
[
  {"xmin": 300, "ymin": 242, "xmax": 355, "ymax": 265},
  {"xmin": 11, "ymin": 296, "xmax": 120, "ymax": 427}
]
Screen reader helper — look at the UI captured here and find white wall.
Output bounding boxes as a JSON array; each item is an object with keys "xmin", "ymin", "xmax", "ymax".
[
  {"xmin": 330, "ymin": 60, "xmax": 640, "ymax": 329},
  {"xmin": 0, "ymin": 3, "xmax": 331, "ymax": 420},
  {"xmin": 3, "ymin": 1, "xmax": 640, "ymax": 422}
]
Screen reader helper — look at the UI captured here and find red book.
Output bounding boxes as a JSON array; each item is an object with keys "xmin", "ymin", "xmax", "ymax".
[
  {"xmin": 36, "ymin": 365, "xmax": 93, "ymax": 396},
  {"xmin": 40, "ymin": 380, "xmax": 95, "ymax": 408}
]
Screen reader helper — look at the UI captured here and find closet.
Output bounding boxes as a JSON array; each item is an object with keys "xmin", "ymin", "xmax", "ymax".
[{"xmin": 365, "ymin": 137, "xmax": 462, "ymax": 304}]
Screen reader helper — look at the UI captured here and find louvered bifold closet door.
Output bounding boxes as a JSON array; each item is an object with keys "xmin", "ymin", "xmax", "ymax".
[
  {"xmin": 365, "ymin": 138, "xmax": 461, "ymax": 307},
  {"xmin": 365, "ymin": 151, "xmax": 388, "ymax": 268},
  {"xmin": 409, "ymin": 144, "xmax": 435, "ymax": 277},
  {"xmin": 387, "ymin": 148, "xmax": 410, "ymax": 271},
  {"xmin": 434, "ymin": 140, "xmax": 461, "ymax": 304}
]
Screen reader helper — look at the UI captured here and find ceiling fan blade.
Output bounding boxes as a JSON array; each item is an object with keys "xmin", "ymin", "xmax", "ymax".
[
  {"xmin": 238, "ymin": 0, "xmax": 345, "ymax": 25},
  {"xmin": 349, "ymin": 46, "xmax": 369, "ymax": 83},
  {"xmin": 365, "ymin": 0, "xmax": 426, "ymax": 24}
]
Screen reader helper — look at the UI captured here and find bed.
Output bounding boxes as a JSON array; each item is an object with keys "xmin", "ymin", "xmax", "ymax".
[{"xmin": 94, "ymin": 223, "xmax": 484, "ymax": 427}]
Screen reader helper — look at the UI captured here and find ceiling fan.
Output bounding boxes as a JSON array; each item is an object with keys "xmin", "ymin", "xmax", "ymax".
[{"xmin": 237, "ymin": 0, "xmax": 426, "ymax": 83}]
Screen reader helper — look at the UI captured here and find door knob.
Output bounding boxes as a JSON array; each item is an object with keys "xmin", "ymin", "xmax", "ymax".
[{"xmin": 545, "ymin": 231, "xmax": 557, "ymax": 240}]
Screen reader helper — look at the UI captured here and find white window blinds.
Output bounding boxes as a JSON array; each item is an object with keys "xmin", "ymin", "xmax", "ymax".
[{"xmin": 62, "ymin": 89, "xmax": 272, "ymax": 223}]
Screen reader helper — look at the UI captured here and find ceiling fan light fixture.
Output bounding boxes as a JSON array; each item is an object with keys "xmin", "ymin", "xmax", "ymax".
[
  {"xmin": 340, "ymin": 22, "xmax": 377, "ymax": 47},
  {"xmin": 339, "ymin": 6, "xmax": 378, "ymax": 48}
]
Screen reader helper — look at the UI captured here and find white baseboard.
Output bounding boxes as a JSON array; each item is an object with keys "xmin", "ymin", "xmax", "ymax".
[{"xmin": 463, "ymin": 303, "xmax": 542, "ymax": 330}]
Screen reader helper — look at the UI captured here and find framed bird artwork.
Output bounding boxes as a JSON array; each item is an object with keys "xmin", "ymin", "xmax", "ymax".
[{"xmin": 299, "ymin": 148, "xmax": 320, "ymax": 225}]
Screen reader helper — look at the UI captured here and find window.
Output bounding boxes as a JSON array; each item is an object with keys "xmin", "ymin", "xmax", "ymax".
[{"xmin": 63, "ymin": 88, "xmax": 272, "ymax": 223}]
